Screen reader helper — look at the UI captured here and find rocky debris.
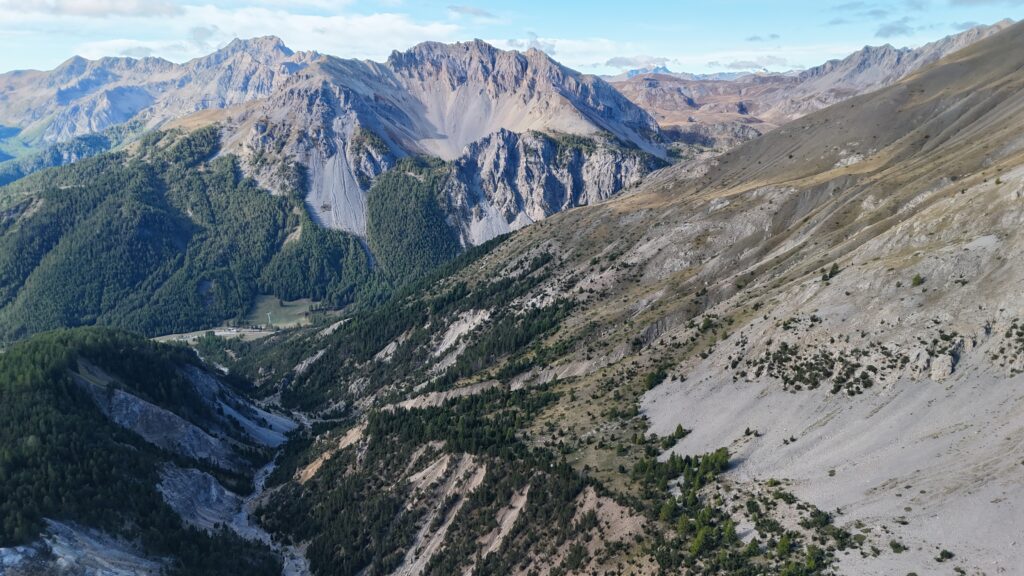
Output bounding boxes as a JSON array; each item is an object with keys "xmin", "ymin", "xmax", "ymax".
[
  {"xmin": 158, "ymin": 464, "xmax": 241, "ymax": 532},
  {"xmin": 479, "ymin": 486, "xmax": 530, "ymax": 558},
  {"xmin": 71, "ymin": 360, "xmax": 297, "ymax": 474},
  {"xmin": 0, "ymin": 520, "xmax": 164, "ymax": 576},
  {"xmin": 296, "ymin": 422, "xmax": 366, "ymax": 485},
  {"xmin": 394, "ymin": 454, "xmax": 487, "ymax": 576},
  {"xmin": 75, "ymin": 371, "xmax": 244, "ymax": 471},
  {"xmin": 389, "ymin": 380, "xmax": 503, "ymax": 412},
  {"xmin": 431, "ymin": 309, "xmax": 491, "ymax": 373},
  {"xmin": 293, "ymin": 349, "xmax": 326, "ymax": 376}
]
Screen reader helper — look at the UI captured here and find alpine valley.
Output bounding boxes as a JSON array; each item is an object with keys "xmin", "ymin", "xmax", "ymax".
[{"xmin": 1, "ymin": 14, "xmax": 1023, "ymax": 576}]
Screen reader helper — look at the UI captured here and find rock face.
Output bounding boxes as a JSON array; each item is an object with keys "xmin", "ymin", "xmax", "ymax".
[
  {"xmin": 442, "ymin": 129, "xmax": 663, "ymax": 245},
  {"xmin": 0, "ymin": 520, "xmax": 165, "ymax": 576},
  {"xmin": 72, "ymin": 359, "xmax": 297, "ymax": 473}
]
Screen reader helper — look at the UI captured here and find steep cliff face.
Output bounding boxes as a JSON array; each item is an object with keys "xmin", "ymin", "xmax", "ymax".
[
  {"xmin": 443, "ymin": 129, "xmax": 663, "ymax": 245},
  {"xmin": 229, "ymin": 79, "xmax": 403, "ymax": 235},
  {"xmin": 386, "ymin": 40, "xmax": 662, "ymax": 159}
]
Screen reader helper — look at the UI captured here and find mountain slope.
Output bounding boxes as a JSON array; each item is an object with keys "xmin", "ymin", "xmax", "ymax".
[
  {"xmin": 612, "ymin": 19, "xmax": 1013, "ymax": 153},
  {"xmin": 0, "ymin": 127, "xmax": 373, "ymax": 339},
  {"xmin": 1, "ymin": 38, "xmax": 666, "ymax": 245},
  {"xmin": 0, "ymin": 327, "xmax": 295, "ymax": 575},
  {"xmin": 210, "ymin": 19, "xmax": 1024, "ymax": 575},
  {"xmin": 218, "ymin": 39, "xmax": 665, "ymax": 238},
  {"xmin": 0, "ymin": 36, "xmax": 313, "ymax": 149}
]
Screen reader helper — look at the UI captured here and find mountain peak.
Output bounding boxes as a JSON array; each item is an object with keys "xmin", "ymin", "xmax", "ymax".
[
  {"xmin": 223, "ymin": 36, "xmax": 294, "ymax": 58},
  {"xmin": 387, "ymin": 38, "xmax": 501, "ymax": 68}
]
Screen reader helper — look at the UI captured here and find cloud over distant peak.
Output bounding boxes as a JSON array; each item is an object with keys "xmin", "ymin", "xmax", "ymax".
[
  {"xmin": 707, "ymin": 54, "xmax": 790, "ymax": 70},
  {"xmin": 604, "ymin": 55, "xmax": 671, "ymax": 69},
  {"xmin": 506, "ymin": 32, "xmax": 556, "ymax": 54}
]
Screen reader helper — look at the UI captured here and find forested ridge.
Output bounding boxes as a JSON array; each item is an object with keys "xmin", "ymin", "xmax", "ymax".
[
  {"xmin": 0, "ymin": 126, "xmax": 376, "ymax": 340},
  {"xmin": 0, "ymin": 126, "xmax": 501, "ymax": 342},
  {"xmin": 0, "ymin": 327, "xmax": 280, "ymax": 575},
  {"xmin": 366, "ymin": 156, "xmax": 462, "ymax": 281},
  {"xmin": 0, "ymin": 120, "xmax": 144, "ymax": 188}
]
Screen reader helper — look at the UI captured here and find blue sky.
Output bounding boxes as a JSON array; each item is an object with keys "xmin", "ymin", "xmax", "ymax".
[{"xmin": 0, "ymin": 1, "xmax": 1020, "ymax": 74}]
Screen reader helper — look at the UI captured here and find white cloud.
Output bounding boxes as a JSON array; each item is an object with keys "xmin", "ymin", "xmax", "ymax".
[
  {"xmin": 0, "ymin": 0, "xmax": 181, "ymax": 17},
  {"xmin": 501, "ymin": 32, "xmax": 560, "ymax": 54},
  {"xmin": 707, "ymin": 55, "xmax": 791, "ymax": 70},
  {"xmin": 604, "ymin": 55, "xmax": 671, "ymax": 70},
  {"xmin": 0, "ymin": 3, "xmax": 463, "ymax": 65},
  {"xmin": 447, "ymin": 5, "xmax": 495, "ymax": 18},
  {"xmin": 177, "ymin": 5, "xmax": 461, "ymax": 60},
  {"xmin": 496, "ymin": 35, "xmax": 640, "ymax": 71}
]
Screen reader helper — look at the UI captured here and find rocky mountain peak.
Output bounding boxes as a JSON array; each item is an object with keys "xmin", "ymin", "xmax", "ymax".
[
  {"xmin": 387, "ymin": 38, "xmax": 499, "ymax": 68},
  {"xmin": 223, "ymin": 35, "xmax": 294, "ymax": 58}
]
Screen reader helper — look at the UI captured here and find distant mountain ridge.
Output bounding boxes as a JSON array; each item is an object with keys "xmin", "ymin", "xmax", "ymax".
[
  {"xmin": 603, "ymin": 67, "xmax": 747, "ymax": 82},
  {"xmin": 0, "ymin": 36, "xmax": 315, "ymax": 145},
  {"xmin": 611, "ymin": 19, "xmax": 1015, "ymax": 151}
]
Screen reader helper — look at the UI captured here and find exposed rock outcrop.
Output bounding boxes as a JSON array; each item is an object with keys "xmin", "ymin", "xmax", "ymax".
[{"xmin": 444, "ymin": 129, "xmax": 663, "ymax": 245}]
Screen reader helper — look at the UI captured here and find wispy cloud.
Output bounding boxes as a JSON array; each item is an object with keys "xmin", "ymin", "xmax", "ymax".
[
  {"xmin": 604, "ymin": 55, "xmax": 671, "ymax": 70},
  {"xmin": 876, "ymin": 16, "xmax": 915, "ymax": 37},
  {"xmin": 746, "ymin": 33, "xmax": 781, "ymax": 41},
  {"xmin": 39, "ymin": 5, "xmax": 461, "ymax": 63},
  {"xmin": 707, "ymin": 54, "xmax": 790, "ymax": 70},
  {"xmin": 446, "ymin": 5, "xmax": 495, "ymax": 18},
  {"xmin": 0, "ymin": 0, "xmax": 181, "ymax": 17},
  {"xmin": 504, "ymin": 31, "xmax": 557, "ymax": 54}
]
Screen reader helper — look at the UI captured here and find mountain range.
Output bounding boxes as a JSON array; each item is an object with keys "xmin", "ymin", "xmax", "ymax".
[
  {"xmin": 611, "ymin": 18, "xmax": 1015, "ymax": 149},
  {"xmin": 0, "ymin": 22, "xmax": 1012, "ymax": 340},
  {"xmin": 2, "ymin": 16, "xmax": 1024, "ymax": 576},
  {"xmin": 0, "ymin": 37, "xmax": 665, "ymax": 242}
]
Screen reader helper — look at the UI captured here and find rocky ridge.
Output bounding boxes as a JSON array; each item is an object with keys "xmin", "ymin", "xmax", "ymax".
[{"xmin": 612, "ymin": 19, "xmax": 1015, "ymax": 152}]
